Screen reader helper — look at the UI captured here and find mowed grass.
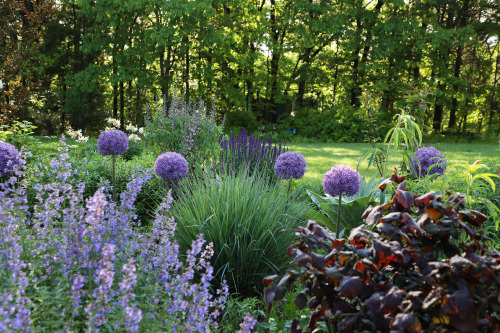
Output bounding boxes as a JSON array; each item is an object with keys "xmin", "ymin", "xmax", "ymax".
[{"xmin": 289, "ymin": 142, "xmax": 500, "ymax": 187}]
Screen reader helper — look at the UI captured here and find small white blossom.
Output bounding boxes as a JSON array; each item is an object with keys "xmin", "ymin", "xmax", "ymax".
[
  {"xmin": 126, "ymin": 123, "xmax": 138, "ymax": 132},
  {"xmin": 138, "ymin": 127, "xmax": 145, "ymax": 135},
  {"xmin": 67, "ymin": 129, "xmax": 79, "ymax": 139},
  {"xmin": 128, "ymin": 134, "xmax": 141, "ymax": 142},
  {"xmin": 77, "ymin": 136, "xmax": 89, "ymax": 143}
]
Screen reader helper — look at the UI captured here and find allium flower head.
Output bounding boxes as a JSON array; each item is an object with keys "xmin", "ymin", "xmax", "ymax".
[
  {"xmin": 0, "ymin": 142, "xmax": 21, "ymax": 177},
  {"xmin": 322, "ymin": 165, "xmax": 360, "ymax": 197},
  {"xmin": 154, "ymin": 152, "xmax": 188, "ymax": 182},
  {"xmin": 274, "ymin": 151, "xmax": 307, "ymax": 180},
  {"xmin": 97, "ymin": 130, "xmax": 129, "ymax": 156},
  {"xmin": 411, "ymin": 146, "xmax": 446, "ymax": 177}
]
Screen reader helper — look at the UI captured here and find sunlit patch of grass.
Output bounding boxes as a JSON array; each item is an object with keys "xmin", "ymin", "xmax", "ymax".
[{"xmin": 289, "ymin": 142, "xmax": 499, "ymax": 186}]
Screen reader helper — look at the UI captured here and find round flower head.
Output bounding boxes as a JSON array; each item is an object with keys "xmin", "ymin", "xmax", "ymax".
[
  {"xmin": 97, "ymin": 130, "xmax": 128, "ymax": 156},
  {"xmin": 274, "ymin": 151, "xmax": 307, "ymax": 180},
  {"xmin": 322, "ymin": 165, "xmax": 360, "ymax": 197},
  {"xmin": 154, "ymin": 152, "xmax": 188, "ymax": 182},
  {"xmin": 411, "ymin": 146, "xmax": 446, "ymax": 177},
  {"xmin": 0, "ymin": 142, "xmax": 21, "ymax": 177}
]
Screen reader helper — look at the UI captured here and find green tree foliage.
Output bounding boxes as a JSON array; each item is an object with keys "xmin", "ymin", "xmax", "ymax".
[{"xmin": 12, "ymin": 0, "xmax": 500, "ymax": 137}]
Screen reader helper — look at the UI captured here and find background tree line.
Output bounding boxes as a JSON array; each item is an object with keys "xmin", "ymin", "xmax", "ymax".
[{"xmin": 1, "ymin": 0, "xmax": 499, "ymax": 139}]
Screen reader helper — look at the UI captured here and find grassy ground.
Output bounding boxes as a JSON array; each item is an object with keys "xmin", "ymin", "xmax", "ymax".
[{"xmin": 288, "ymin": 142, "xmax": 500, "ymax": 188}]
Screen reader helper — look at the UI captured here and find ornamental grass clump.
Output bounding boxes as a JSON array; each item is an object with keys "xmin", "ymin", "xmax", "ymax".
[
  {"xmin": 274, "ymin": 151, "xmax": 307, "ymax": 192},
  {"xmin": 171, "ymin": 170, "xmax": 309, "ymax": 297},
  {"xmin": 0, "ymin": 146, "xmax": 227, "ymax": 331},
  {"xmin": 410, "ymin": 146, "xmax": 447, "ymax": 177},
  {"xmin": 98, "ymin": 130, "xmax": 128, "ymax": 201},
  {"xmin": 0, "ymin": 141, "xmax": 20, "ymax": 178},
  {"xmin": 322, "ymin": 165, "xmax": 361, "ymax": 237}
]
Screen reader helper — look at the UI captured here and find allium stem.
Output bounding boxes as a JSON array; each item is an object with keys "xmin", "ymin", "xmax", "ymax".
[
  {"xmin": 287, "ymin": 178, "xmax": 292, "ymax": 194},
  {"xmin": 337, "ymin": 194, "xmax": 342, "ymax": 238},
  {"xmin": 112, "ymin": 155, "xmax": 116, "ymax": 202}
]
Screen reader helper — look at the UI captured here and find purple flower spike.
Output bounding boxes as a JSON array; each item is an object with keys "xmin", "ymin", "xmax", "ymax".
[
  {"xmin": 154, "ymin": 152, "xmax": 188, "ymax": 182},
  {"xmin": 274, "ymin": 151, "xmax": 307, "ymax": 180},
  {"xmin": 411, "ymin": 146, "xmax": 447, "ymax": 177},
  {"xmin": 97, "ymin": 130, "xmax": 128, "ymax": 156},
  {"xmin": 323, "ymin": 165, "xmax": 360, "ymax": 197},
  {"xmin": 0, "ymin": 142, "xmax": 21, "ymax": 177}
]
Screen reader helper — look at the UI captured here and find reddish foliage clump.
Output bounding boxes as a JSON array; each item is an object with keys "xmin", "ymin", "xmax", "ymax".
[{"xmin": 265, "ymin": 171, "xmax": 500, "ymax": 333}]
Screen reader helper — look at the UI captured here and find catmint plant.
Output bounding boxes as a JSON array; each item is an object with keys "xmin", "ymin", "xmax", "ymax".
[{"xmin": 0, "ymin": 143, "xmax": 228, "ymax": 331}]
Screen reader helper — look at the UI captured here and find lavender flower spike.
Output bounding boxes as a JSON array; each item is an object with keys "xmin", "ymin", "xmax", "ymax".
[
  {"xmin": 97, "ymin": 130, "xmax": 128, "ymax": 156},
  {"xmin": 154, "ymin": 152, "xmax": 188, "ymax": 182},
  {"xmin": 322, "ymin": 165, "xmax": 360, "ymax": 197},
  {"xmin": 410, "ymin": 146, "xmax": 447, "ymax": 177},
  {"xmin": 0, "ymin": 142, "xmax": 21, "ymax": 177},
  {"xmin": 274, "ymin": 151, "xmax": 307, "ymax": 180}
]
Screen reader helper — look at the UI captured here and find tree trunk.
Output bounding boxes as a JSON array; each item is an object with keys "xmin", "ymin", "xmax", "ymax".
[{"xmin": 120, "ymin": 81, "xmax": 124, "ymax": 130}]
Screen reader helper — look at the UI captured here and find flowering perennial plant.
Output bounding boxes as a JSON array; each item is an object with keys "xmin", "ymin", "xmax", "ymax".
[
  {"xmin": 97, "ymin": 130, "xmax": 129, "ymax": 156},
  {"xmin": 154, "ymin": 152, "xmax": 189, "ymax": 183},
  {"xmin": 274, "ymin": 151, "xmax": 307, "ymax": 180},
  {"xmin": 144, "ymin": 91, "xmax": 222, "ymax": 165},
  {"xmin": 0, "ymin": 144, "xmax": 227, "ymax": 331},
  {"xmin": 0, "ymin": 141, "xmax": 20, "ymax": 177},
  {"xmin": 218, "ymin": 130, "xmax": 287, "ymax": 180},
  {"xmin": 410, "ymin": 146, "xmax": 447, "ymax": 177},
  {"xmin": 322, "ymin": 165, "xmax": 361, "ymax": 197}
]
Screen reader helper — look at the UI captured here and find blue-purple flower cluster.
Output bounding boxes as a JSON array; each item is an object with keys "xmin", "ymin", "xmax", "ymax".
[
  {"xmin": 274, "ymin": 151, "xmax": 307, "ymax": 180},
  {"xmin": 97, "ymin": 130, "xmax": 129, "ymax": 156},
  {"xmin": 410, "ymin": 146, "xmax": 447, "ymax": 177},
  {"xmin": 154, "ymin": 152, "xmax": 189, "ymax": 182},
  {"xmin": 219, "ymin": 130, "xmax": 287, "ymax": 177},
  {"xmin": 322, "ymin": 165, "xmax": 361, "ymax": 197},
  {"xmin": 0, "ymin": 138, "xmax": 227, "ymax": 332},
  {"xmin": 0, "ymin": 142, "xmax": 20, "ymax": 177}
]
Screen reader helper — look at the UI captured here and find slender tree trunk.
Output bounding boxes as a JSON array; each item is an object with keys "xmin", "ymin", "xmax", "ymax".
[
  {"xmin": 269, "ymin": 0, "xmax": 280, "ymax": 121},
  {"xmin": 120, "ymin": 81, "xmax": 124, "ymax": 130},
  {"xmin": 448, "ymin": 45, "xmax": 462, "ymax": 130},
  {"xmin": 185, "ymin": 36, "xmax": 190, "ymax": 100}
]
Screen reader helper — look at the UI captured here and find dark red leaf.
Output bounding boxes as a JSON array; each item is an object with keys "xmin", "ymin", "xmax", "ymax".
[
  {"xmin": 365, "ymin": 205, "xmax": 383, "ymax": 225},
  {"xmin": 311, "ymin": 252, "xmax": 325, "ymax": 269},
  {"xmin": 415, "ymin": 191, "xmax": 436, "ymax": 206},
  {"xmin": 392, "ymin": 313, "xmax": 421, "ymax": 332},
  {"xmin": 396, "ymin": 189, "xmax": 414, "ymax": 209},
  {"xmin": 294, "ymin": 292, "xmax": 308, "ymax": 310},
  {"xmin": 382, "ymin": 286, "xmax": 403, "ymax": 313},
  {"xmin": 380, "ymin": 212, "xmax": 402, "ymax": 223},
  {"xmin": 338, "ymin": 276, "xmax": 363, "ymax": 299},
  {"xmin": 263, "ymin": 274, "xmax": 278, "ymax": 287},
  {"xmin": 361, "ymin": 205, "xmax": 373, "ymax": 219}
]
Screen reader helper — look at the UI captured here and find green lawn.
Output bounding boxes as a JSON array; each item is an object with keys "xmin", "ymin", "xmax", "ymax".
[{"xmin": 289, "ymin": 142, "xmax": 500, "ymax": 187}]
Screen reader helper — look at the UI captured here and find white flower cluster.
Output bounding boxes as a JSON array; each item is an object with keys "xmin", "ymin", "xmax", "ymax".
[
  {"xmin": 106, "ymin": 117, "xmax": 121, "ymax": 129},
  {"xmin": 66, "ymin": 128, "xmax": 88, "ymax": 144}
]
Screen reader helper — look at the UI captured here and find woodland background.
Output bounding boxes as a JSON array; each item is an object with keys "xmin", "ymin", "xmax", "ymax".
[{"xmin": 1, "ymin": 0, "xmax": 499, "ymax": 140}]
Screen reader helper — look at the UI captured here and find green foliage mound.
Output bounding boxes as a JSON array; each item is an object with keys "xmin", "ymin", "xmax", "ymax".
[{"xmin": 171, "ymin": 170, "xmax": 309, "ymax": 297}]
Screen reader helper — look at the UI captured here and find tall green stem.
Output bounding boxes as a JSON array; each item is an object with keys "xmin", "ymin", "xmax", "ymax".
[
  {"xmin": 337, "ymin": 194, "xmax": 342, "ymax": 238},
  {"xmin": 112, "ymin": 155, "xmax": 116, "ymax": 202},
  {"xmin": 287, "ymin": 178, "xmax": 292, "ymax": 194}
]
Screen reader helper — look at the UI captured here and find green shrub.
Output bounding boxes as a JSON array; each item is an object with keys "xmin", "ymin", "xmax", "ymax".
[
  {"xmin": 171, "ymin": 170, "xmax": 309, "ymax": 297},
  {"xmin": 224, "ymin": 110, "xmax": 260, "ymax": 133}
]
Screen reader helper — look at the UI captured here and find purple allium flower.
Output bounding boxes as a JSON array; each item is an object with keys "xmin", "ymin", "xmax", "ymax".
[
  {"xmin": 97, "ymin": 130, "xmax": 128, "ymax": 156},
  {"xmin": 154, "ymin": 152, "xmax": 188, "ymax": 182},
  {"xmin": 0, "ymin": 142, "xmax": 21, "ymax": 177},
  {"xmin": 411, "ymin": 146, "xmax": 447, "ymax": 177},
  {"xmin": 322, "ymin": 165, "xmax": 360, "ymax": 197},
  {"xmin": 274, "ymin": 151, "xmax": 307, "ymax": 180}
]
